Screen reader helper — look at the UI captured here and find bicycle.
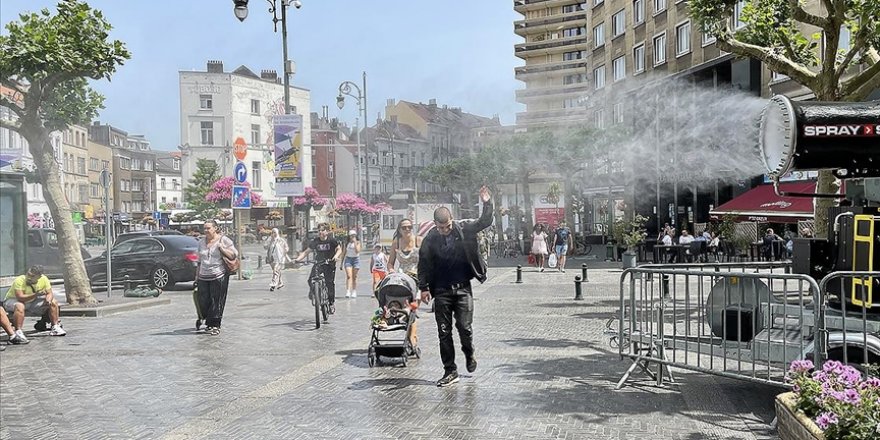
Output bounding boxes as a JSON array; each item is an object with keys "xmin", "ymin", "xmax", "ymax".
[{"xmin": 308, "ymin": 259, "xmax": 334, "ymax": 328}]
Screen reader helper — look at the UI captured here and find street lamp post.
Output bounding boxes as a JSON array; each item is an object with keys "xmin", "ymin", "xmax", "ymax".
[
  {"xmin": 234, "ymin": 0, "xmax": 301, "ymax": 254},
  {"xmin": 337, "ymin": 72, "xmax": 369, "ymax": 201},
  {"xmin": 377, "ymin": 120, "xmax": 396, "ymax": 194}
]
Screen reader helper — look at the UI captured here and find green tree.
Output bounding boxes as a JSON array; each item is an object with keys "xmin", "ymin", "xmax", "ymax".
[
  {"xmin": 688, "ymin": 0, "xmax": 880, "ymax": 238},
  {"xmin": 184, "ymin": 159, "xmax": 220, "ymax": 219},
  {"xmin": 0, "ymin": 0, "xmax": 130, "ymax": 304}
]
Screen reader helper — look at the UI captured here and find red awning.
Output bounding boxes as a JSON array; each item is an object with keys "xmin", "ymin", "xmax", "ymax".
[{"xmin": 709, "ymin": 182, "xmax": 817, "ymax": 224}]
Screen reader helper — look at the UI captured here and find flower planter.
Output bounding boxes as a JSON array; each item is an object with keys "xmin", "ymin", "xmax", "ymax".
[
  {"xmin": 776, "ymin": 392, "xmax": 825, "ymax": 440},
  {"xmin": 621, "ymin": 251, "xmax": 638, "ymax": 269}
]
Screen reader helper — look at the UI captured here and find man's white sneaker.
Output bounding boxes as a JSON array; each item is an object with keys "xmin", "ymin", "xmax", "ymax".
[
  {"xmin": 49, "ymin": 325, "xmax": 67, "ymax": 336},
  {"xmin": 10, "ymin": 331, "xmax": 29, "ymax": 345},
  {"xmin": 345, "ymin": 291, "xmax": 352, "ymax": 298},
  {"xmin": 350, "ymin": 291, "xmax": 357, "ymax": 298}
]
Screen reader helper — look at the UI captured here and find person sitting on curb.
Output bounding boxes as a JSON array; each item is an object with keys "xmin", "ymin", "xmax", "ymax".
[
  {"xmin": 2, "ymin": 265, "xmax": 66, "ymax": 342},
  {"xmin": 1, "ymin": 308, "xmax": 25, "ymax": 350}
]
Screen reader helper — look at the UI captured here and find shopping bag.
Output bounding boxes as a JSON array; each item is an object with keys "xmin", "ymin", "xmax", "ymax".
[
  {"xmin": 527, "ymin": 254, "xmax": 536, "ymax": 266},
  {"xmin": 548, "ymin": 253, "xmax": 558, "ymax": 268}
]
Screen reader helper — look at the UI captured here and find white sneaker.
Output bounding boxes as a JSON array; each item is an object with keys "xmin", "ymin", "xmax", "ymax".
[
  {"xmin": 345, "ymin": 291, "xmax": 352, "ymax": 298},
  {"xmin": 49, "ymin": 325, "xmax": 66, "ymax": 336},
  {"xmin": 351, "ymin": 291, "xmax": 357, "ymax": 298},
  {"xmin": 10, "ymin": 330, "xmax": 28, "ymax": 344}
]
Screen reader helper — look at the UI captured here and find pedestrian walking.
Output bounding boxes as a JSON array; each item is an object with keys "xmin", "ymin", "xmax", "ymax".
[
  {"xmin": 370, "ymin": 244, "xmax": 388, "ymax": 293},
  {"xmin": 553, "ymin": 221, "xmax": 573, "ymax": 273},
  {"xmin": 418, "ymin": 185, "xmax": 493, "ymax": 387},
  {"xmin": 196, "ymin": 220, "xmax": 238, "ymax": 336},
  {"xmin": 266, "ymin": 228, "xmax": 289, "ymax": 291},
  {"xmin": 342, "ymin": 230, "xmax": 362, "ymax": 298},
  {"xmin": 388, "ymin": 218, "xmax": 422, "ymax": 347},
  {"xmin": 531, "ymin": 224, "xmax": 548, "ymax": 272}
]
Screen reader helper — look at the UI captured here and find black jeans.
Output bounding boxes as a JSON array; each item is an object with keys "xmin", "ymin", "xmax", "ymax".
[
  {"xmin": 432, "ymin": 286, "xmax": 475, "ymax": 374},
  {"xmin": 309, "ymin": 263, "xmax": 337, "ymax": 305},
  {"xmin": 197, "ymin": 273, "xmax": 230, "ymax": 328}
]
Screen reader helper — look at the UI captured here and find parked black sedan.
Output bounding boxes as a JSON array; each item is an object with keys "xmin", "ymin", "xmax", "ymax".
[{"xmin": 85, "ymin": 235, "xmax": 199, "ymax": 289}]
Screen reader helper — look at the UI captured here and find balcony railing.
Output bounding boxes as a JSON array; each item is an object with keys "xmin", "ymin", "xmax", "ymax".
[
  {"xmin": 515, "ymin": 83, "xmax": 592, "ymax": 100},
  {"xmin": 515, "ymin": 35, "xmax": 587, "ymax": 56},
  {"xmin": 514, "ymin": 12, "xmax": 587, "ymax": 35},
  {"xmin": 515, "ymin": 58, "xmax": 589, "ymax": 78}
]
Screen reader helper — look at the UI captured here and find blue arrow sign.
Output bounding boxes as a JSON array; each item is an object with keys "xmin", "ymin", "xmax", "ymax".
[
  {"xmin": 233, "ymin": 161, "xmax": 248, "ymax": 184},
  {"xmin": 232, "ymin": 185, "xmax": 251, "ymax": 209}
]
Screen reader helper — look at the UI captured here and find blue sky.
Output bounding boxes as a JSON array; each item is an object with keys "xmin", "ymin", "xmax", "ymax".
[{"xmin": 1, "ymin": 0, "xmax": 523, "ymax": 151}]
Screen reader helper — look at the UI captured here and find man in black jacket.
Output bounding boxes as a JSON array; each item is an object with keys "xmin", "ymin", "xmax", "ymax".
[{"xmin": 418, "ymin": 186, "xmax": 493, "ymax": 387}]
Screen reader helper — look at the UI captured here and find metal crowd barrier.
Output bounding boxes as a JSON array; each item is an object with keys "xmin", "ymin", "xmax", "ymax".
[
  {"xmin": 614, "ymin": 262, "xmax": 821, "ymax": 389},
  {"xmin": 612, "ymin": 264, "xmax": 880, "ymax": 389}
]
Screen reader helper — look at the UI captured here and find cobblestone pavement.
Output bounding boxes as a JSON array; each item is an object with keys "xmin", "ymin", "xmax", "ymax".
[{"xmin": 0, "ymin": 258, "xmax": 780, "ymax": 439}]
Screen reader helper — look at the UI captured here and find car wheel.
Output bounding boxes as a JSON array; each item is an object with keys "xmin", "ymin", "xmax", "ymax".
[{"xmin": 150, "ymin": 266, "xmax": 174, "ymax": 289}]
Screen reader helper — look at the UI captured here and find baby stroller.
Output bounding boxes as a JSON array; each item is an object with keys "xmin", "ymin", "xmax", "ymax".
[{"xmin": 368, "ymin": 271, "xmax": 421, "ymax": 367}]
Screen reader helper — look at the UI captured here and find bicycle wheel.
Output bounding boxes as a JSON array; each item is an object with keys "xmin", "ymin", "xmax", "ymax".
[
  {"xmin": 320, "ymin": 284, "xmax": 330, "ymax": 323},
  {"xmin": 313, "ymin": 282, "xmax": 322, "ymax": 329}
]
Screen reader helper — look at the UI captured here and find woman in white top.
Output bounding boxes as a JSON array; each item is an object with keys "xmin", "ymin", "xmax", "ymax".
[
  {"xmin": 388, "ymin": 218, "xmax": 422, "ymax": 277},
  {"xmin": 196, "ymin": 220, "xmax": 238, "ymax": 336},
  {"xmin": 387, "ymin": 218, "xmax": 421, "ymax": 347},
  {"xmin": 531, "ymin": 224, "xmax": 549, "ymax": 272},
  {"xmin": 342, "ymin": 230, "xmax": 362, "ymax": 298},
  {"xmin": 266, "ymin": 228, "xmax": 289, "ymax": 291}
]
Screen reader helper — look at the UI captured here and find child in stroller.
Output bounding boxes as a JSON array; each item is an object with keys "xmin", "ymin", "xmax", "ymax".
[{"xmin": 367, "ymin": 271, "xmax": 420, "ymax": 367}]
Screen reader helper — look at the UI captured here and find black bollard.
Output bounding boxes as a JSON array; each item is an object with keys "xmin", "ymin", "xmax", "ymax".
[
  {"xmin": 515, "ymin": 265, "xmax": 523, "ymax": 284},
  {"xmin": 124, "ymin": 274, "xmax": 131, "ymax": 292},
  {"xmin": 661, "ymin": 274, "xmax": 670, "ymax": 298},
  {"xmin": 258, "ymin": 255, "xmax": 263, "ymax": 269},
  {"xmin": 574, "ymin": 275, "xmax": 583, "ymax": 300},
  {"xmin": 581, "ymin": 263, "xmax": 589, "ymax": 283}
]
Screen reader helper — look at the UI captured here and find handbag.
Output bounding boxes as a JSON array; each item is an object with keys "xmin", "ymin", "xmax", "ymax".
[
  {"xmin": 547, "ymin": 253, "xmax": 557, "ymax": 268},
  {"xmin": 266, "ymin": 243, "xmax": 275, "ymax": 265},
  {"xmin": 224, "ymin": 255, "xmax": 240, "ymax": 274}
]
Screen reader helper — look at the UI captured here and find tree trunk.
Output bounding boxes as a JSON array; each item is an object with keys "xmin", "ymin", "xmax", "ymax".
[
  {"xmin": 563, "ymin": 178, "xmax": 575, "ymax": 228},
  {"xmin": 26, "ymin": 130, "xmax": 96, "ymax": 305},
  {"xmin": 813, "ymin": 170, "xmax": 839, "ymax": 239}
]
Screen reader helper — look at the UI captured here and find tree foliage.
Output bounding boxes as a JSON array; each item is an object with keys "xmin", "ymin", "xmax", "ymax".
[
  {"xmin": 689, "ymin": 0, "xmax": 879, "ymax": 238},
  {"xmin": 0, "ymin": 0, "xmax": 130, "ymax": 305},
  {"xmin": 185, "ymin": 159, "xmax": 220, "ymax": 218}
]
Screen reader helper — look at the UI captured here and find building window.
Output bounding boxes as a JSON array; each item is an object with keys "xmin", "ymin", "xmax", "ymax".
[
  {"xmin": 594, "ymin": 108, "xmax": 605, "ymax": 129},
  {"xmin": 613, "ymin": 103, "xmax": 625, "ymax": 124},
  {"xmin": 101, "ymin": 160, "xmax": 109, "ymax": 170},
  {"xmin": 172, "ymin": 159, "xmax": 180, "ymax": 170},
  {"xmin": 633, "ymin": 0, "xmax": 645, "ymax": 25},
  {"xmin": 252, "ymin": 161, "xmax": 261, "ymax": 188},
  {"xmin": 733, "ymin": 1, "xmax": 745, "ymax": 29},
  {"xmin": 132, "ymin": 158, "xmax": 141, "ymax": 170},
  {"xmin": 653, "ymin": 32, "xmax": 667, "ymax": 65},
  {"xmin": 563, "ymin": 26, "xmax": 587, "ymax": 38},
  {"xmin": 144, "ymin": 160, "xmax": 152, "ymax": 171},
  {"xmin": 702, "ymin": 32, "xmax": 716, "ymax": 46},
  {"xmin": 199, "ymin": 94, "xmax": 213, "ymax": 110},
  {"xmin": 77, "ymin": 157, "xmax": 86, "ymax": 175},
  {"xmin": 173, "ymin": 179, "xmax": 180, "ymax": 190},
  {"xmin": 633, "ymin": 43, "xmax": 646, "ymax": 73},
  {"xmin": 200, "ymin": 121, "xmax": 214, "ymax": 145},
  {"xmin": 328, "ymin": 161, "xmax": 335, "ymax": 179},
  {"xmin": 119, "ymin": 157, "xmax": 131, "ymax": 170},
  {"xmin": 612, "ymin": 56, "xmax": 626, "ymax": 82},
  {"xmin": 593, "ymin": 23, "xmax": 605, "ymax": 48},
  {"xmin": 160, "ymin": 178, "xmax": 166, "ymax": 190},
  {"xmin": 79, "ymin": 185, "xmax": 89, "ymax": 203},
  {"xmin": 250, "ymin": 99, "xmax": 260, "ymax": 115},
  {"xmin": 251, "ymin": 124, "xmax": 261, "ymax": 146},
  {"xmin": 676, "ymin": 21, "xmax": 691, "ymax": 56},
  {"xmin": 594, "ymin": 65, "xmax": 606, "ymax": 89},
  {"xmin": 563, "ymin": 2, "xmax": 587, "ymax": 13},
  {"xmin": 311, "ymin": 163, "xmax": 317, "ymax": 179},
  {"xmin": 161, "ymin": 196, "xmax": 167, "ymax": 204},
  {"xmin": 563, "ymin": 50, "xmax": 586, "ymax": 60},
  {"xmin": 90, "ymin": 183, "xmax": 99, "ymax": 198},
  {"xmin": 655, "ymin": 0, "xmax": 666, "ymax": 13},
  {"xmin": 563, "ymin": 98, "xmax": 583, "ymax": 109},
  {"xmin": 89, "ymin": 158, "xmax": 99, "ymax": 171},
  {"xmin": 612, "ymin": 10, "xmax": 626, "ymax": 37}
]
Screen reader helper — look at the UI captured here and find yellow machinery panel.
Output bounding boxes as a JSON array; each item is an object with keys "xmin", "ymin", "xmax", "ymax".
[{"xmin": 851, "ymin": 215, "xmax": 874, "ymax": 308}]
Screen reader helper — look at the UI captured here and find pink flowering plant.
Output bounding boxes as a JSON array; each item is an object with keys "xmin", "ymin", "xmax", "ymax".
[
  {"xmin": 787, "ymin": 359, "xmax": 880, "ymax": 439},
  {"xmin": 293, "ymin": 186, "xmax": 327, "ymax": 210},
  {"xmin": 205, "ymin": 177, "xmax": 263, "ymax": 207}
]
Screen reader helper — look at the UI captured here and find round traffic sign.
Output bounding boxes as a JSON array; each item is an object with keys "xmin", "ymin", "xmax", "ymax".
[
  {"xmin": 233, "ymin": 161, "xmax": 248, "ymax": 184},
  {"xmin": 233, "ymin": 137, "xmax": 248, "ymax": 161}
]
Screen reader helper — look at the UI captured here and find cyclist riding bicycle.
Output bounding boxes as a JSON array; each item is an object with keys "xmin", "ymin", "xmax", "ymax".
[{"xmin": 294, "ymin": 223, "xmax": 343, "ymax": 314}]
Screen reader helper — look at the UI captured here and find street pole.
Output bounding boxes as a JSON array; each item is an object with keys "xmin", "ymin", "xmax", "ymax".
[
  {"xmin": 279, "ymin": 2, "xmax": 298, "ymax": 256},
  {"xmin": 362, "ymin": 72, "xmax": 369, "ymax": 202},
  {"xmin": 101, "ymin": 169, "xmax": 112, "ymax": 298},
  {"xmin": 236, "ymin": 209, "xmax": 243, "ymax": 280}
]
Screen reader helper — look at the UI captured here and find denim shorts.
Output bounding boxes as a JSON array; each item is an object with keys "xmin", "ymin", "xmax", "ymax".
[
  {"xmin": 555, "ymin": 245, "xmax": 568, "ymax": 256},
  {"xmin": 343, "ymin": 256, "xmax": 360, "ymax": 269}
]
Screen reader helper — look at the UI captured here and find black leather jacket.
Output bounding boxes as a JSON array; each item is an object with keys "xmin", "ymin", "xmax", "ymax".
[{"xmin": 417, "ymin": 199, "xmax": 493, "ymax": 292}]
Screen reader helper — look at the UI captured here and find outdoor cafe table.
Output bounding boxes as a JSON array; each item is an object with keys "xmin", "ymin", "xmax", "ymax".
[{"xmin": 653, "ymin": 244, "xmax": 685, "ymax": 264}]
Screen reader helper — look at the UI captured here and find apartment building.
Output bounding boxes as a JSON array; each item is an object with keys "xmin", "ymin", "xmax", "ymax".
[
  {"xmin": 178, "ymin": 60, "xmax": 312, "ymax": 208},
  {"xmin": 514, "ymin": 0, "xmax": 765, "ymax": 234},
  {"xmin": 60, "ymin": 125, "xmax": 91, "ymax": 221},
  {"xmin": 86, "ymin": 138, "xmax": 114, "ymax": 222},
  {"xmin": 155, "ymin": 152, "xmax": 184, "ymax": 210}
]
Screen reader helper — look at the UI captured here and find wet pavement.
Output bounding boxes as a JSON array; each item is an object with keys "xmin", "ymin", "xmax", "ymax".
[{"xmin": 0, "ymin": 257, "xmax": 780, "ymax": 439}]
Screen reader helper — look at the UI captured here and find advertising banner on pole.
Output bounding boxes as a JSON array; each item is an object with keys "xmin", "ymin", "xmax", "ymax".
[{"xmin": 273, "ymin": 114, "xmax": 304, "ymax": 197}]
